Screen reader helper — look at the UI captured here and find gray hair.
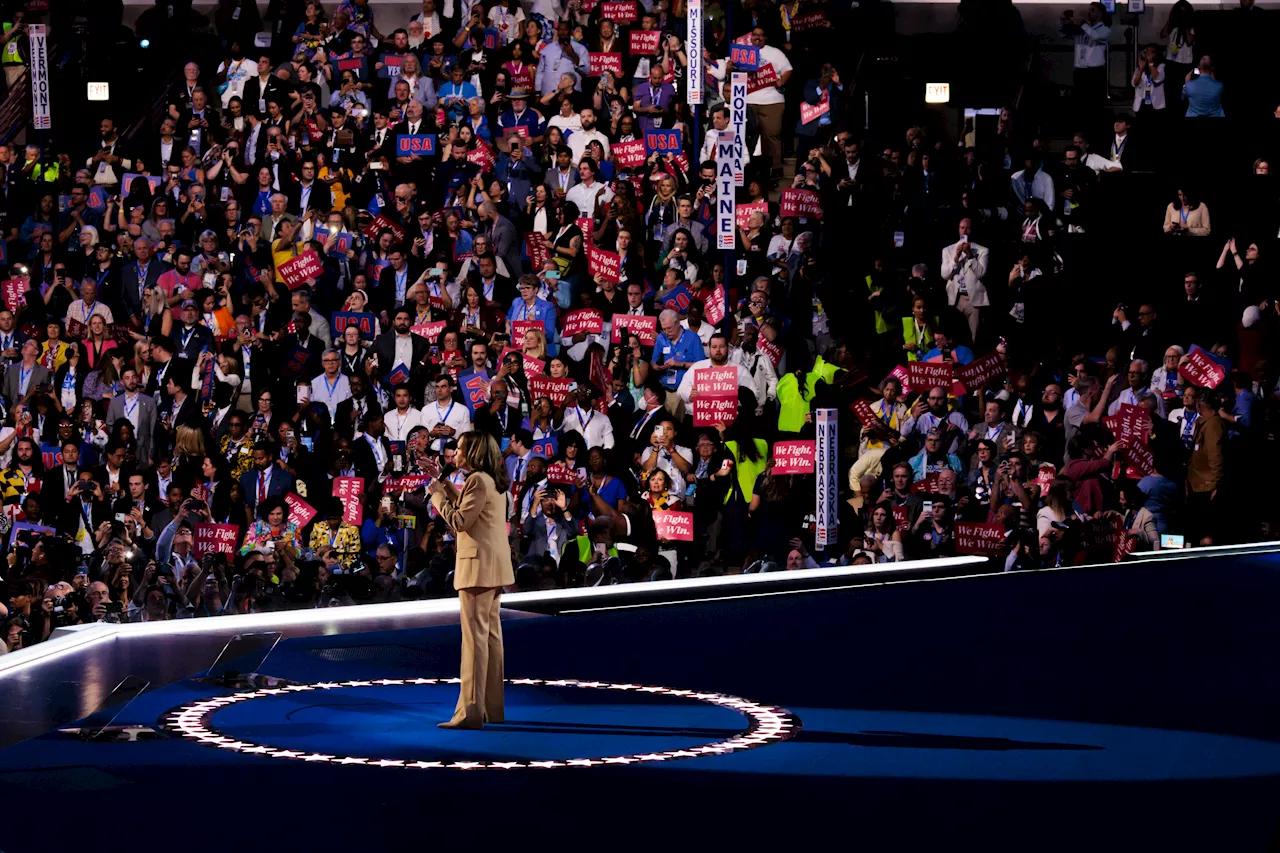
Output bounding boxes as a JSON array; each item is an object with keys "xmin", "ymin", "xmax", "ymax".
[
  {"xmin": 912, "ymin": 263, "xmax": 929, "ymax": 277},
  {"xmin": 659, "ymin": 308, "xmax": 680, "ymax": 326}
]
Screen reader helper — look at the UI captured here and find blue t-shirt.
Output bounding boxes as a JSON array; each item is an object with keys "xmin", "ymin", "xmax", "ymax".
[
  {"xmin": 653, "ymin": 329, "xmax": 705, "ymax": 391},
  {"xmin": 1182, "ymin": 75, "xmax": 1225, "ymax": 118}
]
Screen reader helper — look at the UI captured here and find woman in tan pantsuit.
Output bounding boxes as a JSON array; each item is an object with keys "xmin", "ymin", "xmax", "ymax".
[{"xmin": 424, "ymin": 432, "xmax": 515, "ymax": 730}]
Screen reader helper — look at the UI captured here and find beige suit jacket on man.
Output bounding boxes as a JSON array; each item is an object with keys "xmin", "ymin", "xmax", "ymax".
[{"xmin": 431, "ymin": 471, "xmax": 515, "ymax": 589}]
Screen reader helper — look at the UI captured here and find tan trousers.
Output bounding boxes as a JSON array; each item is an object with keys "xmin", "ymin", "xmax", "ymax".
[
  {"xmin": 447, "ymin": 586, "xmax": 505, "ymax": 726},
  {"xmin": 955, "ymin": 293, "xmax": 980, "ymax": 344},
  {"xmin": 749, "ymin": 101, "xmax": 785, "ymax": 172}
]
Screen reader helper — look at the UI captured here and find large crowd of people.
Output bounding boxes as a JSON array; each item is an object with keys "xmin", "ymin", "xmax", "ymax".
[{"xmin": 0, "ymin": 0, "xmax": 1277, "ymax": 649}]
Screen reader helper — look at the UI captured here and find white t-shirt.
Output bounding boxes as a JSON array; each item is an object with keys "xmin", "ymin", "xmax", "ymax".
[
  {"xmin": 310, "ymin": 373, "xmax": 352, "ymax": 420},
  {"xmin": 561, "ymin": 405, "xmax": 615, "ymax": 449},
  {"xmin": 567, "ymin": 128, "xmax": 611, "ymax": 164},
  {"xmin": 385, "ymin": 406, "xmax": 426, "ymax": 441},
  {"xmin": 640, "ymin": 444, "xmax": 693, "ymax": 498},
  {"xmin": 744, "ymin": 45, "xmax": 791, "ymax": 106},
  {"xmin": 422, "ymin": 400, "xmax": 472, "ymax": 451}
]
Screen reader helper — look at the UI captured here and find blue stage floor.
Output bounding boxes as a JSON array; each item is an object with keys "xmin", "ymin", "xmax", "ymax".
[{"xmin": 2, "ymin": 554, "xmax": 1279, "ymax": 851}]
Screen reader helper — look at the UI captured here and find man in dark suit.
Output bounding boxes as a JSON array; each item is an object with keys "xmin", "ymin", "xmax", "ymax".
[
  {"xmin": 113, "ymin": 470, "xmax": 164, "ymax": 527},
  {"xmin": 322, "ymin": 106, "xmax": 363, "ymax": 170},
  {"xmin": 0, "ymin": 309, "xmax": 29, "ymax": 367},
  {"xmin": 375, "ymin": 245, "xmax": 425, "ymax": 318},
  {"xmin": 145, "ymin": 336, "xmax": 183, "ymax": 402},
  {"xmin": 389, "ymin": 98, "xmax": 436, "ymax": 189},
  {"xmin": 241, "ymin": 57, "xmax": 290, "ymax": 119},
  {"xmin": 276, "ymin": 312, "xmax": 326, "ymax": 386},
  {"xmin": 108, "ymin": 367, "xmax": 161, "ymax": 464},
  {"xmin": 57, "ymin": 472, "xmax": 112, "ymax": 543},
  {"xmin": 478, "ymin": 201, "xmax": 524, "ymax": 289},
  {"xmin": 1, "ymin": 339, "xmax": 52, "ymax": 405},
  {"xmin": 120, "ymin": 237, "xmax": 170, "ymax": 321},
  {"xmin": 465, "ymin": 255, "xmax": 515, "ymax": 309},
  {"xmin": 172, "ymin": 300, "xmax": 218, "ymax": 361},
  {"xmin": 350, "ymin": 408, "xmax": 393, "ymax": 482},
  {"xmin": 162, "ymin": 365, "xmax": 204, "ymax": 432},
  {"xmin": 240, "ymin": 441, "xmax": 297, "ymax": 514},
  {"xmin": 333, "ymin": 372, "xmax": 384, "ymax": 440},
  {"xmin": 286, "ymin": 157, "xmax": 333, "ymax": 217},
  {"xmin": 43, "ymin": 438, "xmax": 88, "ymax": 509},
  {"xmin": 371, "ymin": 309, "xmax": 430, "ymax": 383},
  {"xmin": 139, "ymin": 117, "xmax": 182, "ymax": 179},
  {"xmin": 544, "ymin": 144, "xmax": 578, "ymax": 203}
]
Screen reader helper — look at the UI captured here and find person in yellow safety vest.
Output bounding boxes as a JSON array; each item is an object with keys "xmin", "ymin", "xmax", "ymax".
[
  {"xmin": 901, "ymin": 294, "xmax": 937, "ymax": 362},
  {"xmin": 559, "ymin": 516, "xmax": 620, "ymax": 586},
  {"xmin": 0, "ymin": 16, "xmax": 27, "ymax": 89},
  {"xmin": 18, "ymin": 144, "xmax": 57, "ymax": 185}
]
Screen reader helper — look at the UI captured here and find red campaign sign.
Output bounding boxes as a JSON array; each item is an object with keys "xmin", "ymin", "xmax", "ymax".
[
  {"xmin": 193, "ymin": 523, "xmax": 240, "ymax": 558},
  {"xmin": 956, "ymin": 522, "xmax": 1006, "ymax": 556},
  {"xmin": 524, "ymin": 233, "xmax": 549, "ymax": 269},
  {"xmin": 692, "ymin": 366, "xmax": 739, "ymax": 426},
  {"xmin": 852, "ymin": 399, "xmax": 896, "ymax": 439},
  {"xmin": 285, "ymin": 492, "xmax": 317, "ymax": 528},
  {"xmin": 1124, "ymin": 440, "xmax": 1158, "ymax": 479},
  {"xmin": 629, "ymin": 30, "xmax": 661, "ymax": 55},
  {"xmin": 1104, "ymin": 404, "xmax": 1151, "ymax": 450},
  {"xmin": 384, "ymin": 473, "xmax": 430, "ymax": 492},
  {"xmin": 466, "ymin": 145, "xmax": 495, "ymax": 171},
  {"xmin": 892, "ymin": 505, "xmax": 910, "ymax": 532},
  {"xmin": 529, "ymin": 374, "xmax": 573, "ymax": 406},
  {"xmin": 576, "ymin": 215, "xmax": 593, "ymax": 237},
  {"xmin": 278, "ymin": 249, "xmax": 325, "ymax": 290},
  {"xmin": 778, "ymin": 188, "xmax": 823, "ymax": 220},
  {"xmin": 411, "ymin": 320, "xmax": 447, "ymax": 342},
  {"xmin": 746, "ymin": 63, "xmax": 780, "ymax": 95},
  {"xmin": 1, "ymin": 279, "xmax": 26, "ymax": 312},
  {"xmin": 1177, "ymin": 347, "xmax": 1226, "ymax": 390},
  {"xmin": 332, "ymin": 476, "xmax": 365, "ymax": 526},
  {"xmin": 562, "ymin": 308, "xmax": 604, "ymax": 337},
  {"xmin": 545, "ymin": 462, "xmax": 579, "ymax": 485},
  {"xmin": 653, "ymin": 510, "xmax": 695, "ymax": 542},
  {"xmin": 612, "ymin": 139, "xmax": 648, "ymax": 169},
  {"xmin": 910, "ymin": 473, "xmax": 942, "ymax": 494},
  {"xmin": 1034, "ymin": 463, "xmax": 1058, "ymax": 490},
  {"xmin": 511, "ymin": 319, "xmax": 543, "ymax": 341},
  {"xmin": 790, "ymin": 11, "xmax": 830, "ymax": 31},
  {"xmin": 889, "ymin": 365, "xmax": 912, "ymax": 394},
  {"xmin": 611, "ymin": 313, "xmax": 658, "ymax": 345},
  {"xmin": 758, "ymin": 338, "xmax": 783, "ymax": 370},
  {"xmin": 703, "ymin": 282, "xmax": 727, "ymax": 326},
  {"xmin": 906, "ymin": 361, "xmax": 953, "ymax": 393},
  {"xmin": 588, "ymin": 246, "xmax": 621, "ymax": 284},
  {"xmin": 800, "ymin": 91, "xmax": 830, "ymax": 125},
  {"xmin": 772, "ymin": 440, "xmax": 816, "ymax": 474},
  {"xmin": 736, "ymin": 200, "xmax": 769, "ymax": 230},
  {"xmin": 955, "ymin": 350, "xmax": 1007, "ymax": 392},
  {"xmin": 362, "ymin": 214, "xmax": 405, "ymax": 243},
  {"xmin": 600, "ymin": 0, "xmax": 639, "ymax": 23},
  {"xmin": 523, "ymin": 353, "xmax": 545, "ymax": 377},
  {"xmin": 1083, "ymin": 516, "xmax": 1125, "ymax": 564},
  {"xmin": 589, "ymin": 52, "xmax": 624, "ymax": 77}
]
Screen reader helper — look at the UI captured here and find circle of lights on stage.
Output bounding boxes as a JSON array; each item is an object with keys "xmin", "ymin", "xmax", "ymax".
[{"xmin": 161, "ymin": 677, "xmax": 801, "ymax": 769}]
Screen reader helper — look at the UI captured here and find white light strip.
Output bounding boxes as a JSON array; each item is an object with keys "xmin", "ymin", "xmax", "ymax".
[
  {"xmin": 1121, "ymin": 540, "xmax": 1280, "ymax": 562},
  {"xmin": 162, "ymin": 678, "xmax": 802, "ymax": 769},
  {"xmin": 0, "ymin": 622, "xmax": 116, "ymax": 676},
  {"xmin": 0, "ymin": 555, "xmax": 986, "ymax": 677}
]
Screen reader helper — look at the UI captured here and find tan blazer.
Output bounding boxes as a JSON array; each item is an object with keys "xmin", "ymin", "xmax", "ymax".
[
  {"xmin": 431, "ymin": 471, "xmax": 515, "ymax": 589},
  {"xmin": 1163, "ymin": 203, "xmax": 1211, "ymax": 236}
]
